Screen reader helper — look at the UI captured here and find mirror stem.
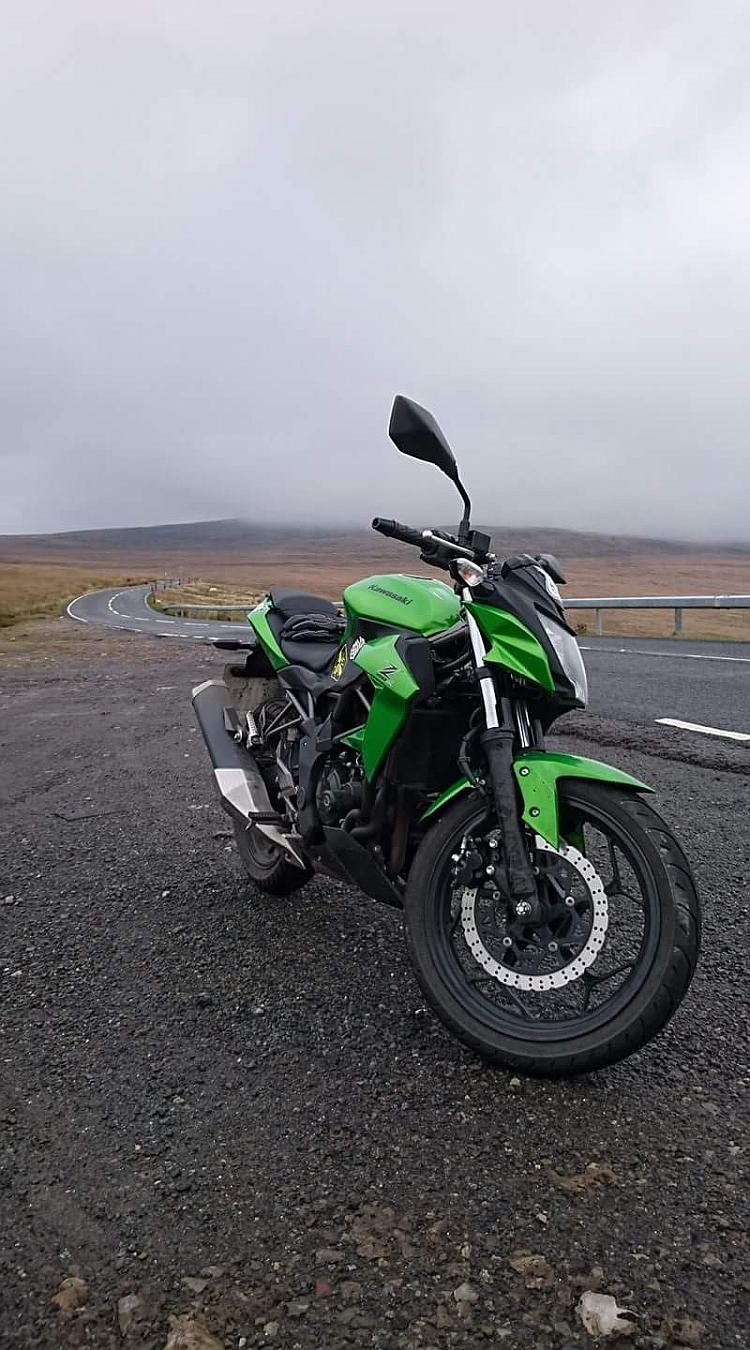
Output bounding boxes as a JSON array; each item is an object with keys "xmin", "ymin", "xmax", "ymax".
[{"xmin": 456, "ymin": 478, "xmax": 472, "ymax": 541}]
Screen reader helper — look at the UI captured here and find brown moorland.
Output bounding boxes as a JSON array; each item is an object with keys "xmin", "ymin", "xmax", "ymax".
[{"xmin": 1, "ymin": 519, "xmax": 748, "ymax": 639}]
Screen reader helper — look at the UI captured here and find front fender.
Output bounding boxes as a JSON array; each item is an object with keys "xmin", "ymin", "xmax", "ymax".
[{"xmin": 420, "ymin": 750, "xmax": 652, "ymax": 848}]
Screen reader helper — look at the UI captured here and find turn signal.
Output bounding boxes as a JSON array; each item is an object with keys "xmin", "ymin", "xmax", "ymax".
[{"xmin": 456, "ymin": 559, "xmax": 485, "ymax": 587}]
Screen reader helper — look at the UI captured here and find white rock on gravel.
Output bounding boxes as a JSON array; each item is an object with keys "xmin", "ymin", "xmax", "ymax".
[{"xmin": 576, "ymin": 1291, "xmax": 636, "ymax": 1338}]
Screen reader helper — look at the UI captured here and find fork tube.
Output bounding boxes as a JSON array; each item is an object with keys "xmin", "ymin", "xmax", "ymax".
[
  {"xmin": 514, "ymin": 699, "xmax": 533, "ymax": 749},
  {"xmin": 463, "ymin": 591, "xmax": 499, "ymax": 730}
]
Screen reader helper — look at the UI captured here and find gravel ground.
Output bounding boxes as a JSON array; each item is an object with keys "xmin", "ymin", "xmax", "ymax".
[{"xmin": 0, "ymin": 619, "xmax": 747, "ymax": 1349}]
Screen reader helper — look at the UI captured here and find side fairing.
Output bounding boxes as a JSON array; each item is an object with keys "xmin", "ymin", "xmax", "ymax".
[
  {"xmin": 246, "ymin": 598, "xmax": 288, "ymax": 670},
  {"xmin": 352, "ymin": 634, "xmax": 420, "ymax": 779},
  {"xmin": 466, "ymin": 601, "xmax": 554, "ymax": 691}
]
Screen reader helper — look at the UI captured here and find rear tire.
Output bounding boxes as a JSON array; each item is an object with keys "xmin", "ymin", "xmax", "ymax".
[
  {"xmin": 405, "ymin": 782, "xmax": 700, "ymax": 1075},
  {"xmin": 233, "ymin": 821, "xmax": 312, "ymax": 896}
]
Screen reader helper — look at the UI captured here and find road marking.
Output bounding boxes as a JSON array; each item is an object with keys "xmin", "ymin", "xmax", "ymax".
[
  {"xmin": 66, "ymin": 598, "xmax": 88, "ymax": 623},
  {"xmin": 109, "ymin": 588, "xmax": 137, "ymax": 616},
  {"xmin": 580, "ymin": 645, "xmax": 750, "ymax": 664},
  {"xmin": 656, "ymin": 717, "xmax": 750, "ymax": 742}
]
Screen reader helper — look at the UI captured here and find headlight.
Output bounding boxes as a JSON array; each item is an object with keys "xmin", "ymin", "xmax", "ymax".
[{"xmin": 538, "ymin": 613, "xmax": 588, "ymax": 705}]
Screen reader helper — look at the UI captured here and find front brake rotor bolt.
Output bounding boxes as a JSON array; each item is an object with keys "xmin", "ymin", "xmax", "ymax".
[
  {"xmin": 565, "ymin": 895, "xmax": 575, "ymax": 908},
  {"xmin": 492, "ymin": 890, "xmax": 502, "ymax": 901},
  {"xmin": 485, "ymin": 865, "xmax": 495, "ymax": 875},
  {"xmin": 514, "ymin": 900, "xmax": 533, "ymax": 919},
  {"xmin": 548, "ymin": 941, "xmax": 559, "ymax": 953},
  {"xmin": 502, "ymin": 936, "xmax": 513, "ymax": 948}
]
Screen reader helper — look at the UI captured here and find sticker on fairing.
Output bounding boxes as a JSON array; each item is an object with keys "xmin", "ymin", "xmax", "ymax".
[{"xmin": 330, "ymin": 647, "xmax": 348, "ymax": 680}]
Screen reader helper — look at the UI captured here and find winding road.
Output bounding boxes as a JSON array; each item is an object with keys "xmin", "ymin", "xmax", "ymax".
[
  {"xmin": 67, "ymin": 582, "xmax": 254, "ymax": 641},
  {"xmin": 68, "ymin": 583, "xmax": 750, "ymax": 741}
]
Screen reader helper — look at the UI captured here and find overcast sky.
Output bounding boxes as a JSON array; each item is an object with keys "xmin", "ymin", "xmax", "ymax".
[{"xmin": 1, "ymin": 2, "xmax": 748, "ymax": 540}]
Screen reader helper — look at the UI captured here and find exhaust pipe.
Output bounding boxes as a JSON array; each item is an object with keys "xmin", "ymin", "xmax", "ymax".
[{"xmin": 191, "ymin": 679, "xmax": 307, "ymax": 869}]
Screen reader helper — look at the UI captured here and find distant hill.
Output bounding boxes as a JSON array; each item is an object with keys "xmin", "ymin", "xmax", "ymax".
[{"xmin": 2, "ymin": 516, "xmax": 747, "ymax": 566}]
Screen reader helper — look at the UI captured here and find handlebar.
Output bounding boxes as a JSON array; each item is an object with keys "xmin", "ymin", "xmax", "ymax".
[{"xmin": 371, "ymin": 517, "xmax": 425, "ymax": 548}]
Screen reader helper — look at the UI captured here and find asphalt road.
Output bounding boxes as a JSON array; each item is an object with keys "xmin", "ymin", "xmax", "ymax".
[
  {"xmin": 67, "ymin": 583, "xmax": 254, "ymax": 641},
  {"xmin": 69, "ymin": 584, "xmax": 750, "ymax": 739},
  {"xmin": 0, "ymin": 617, "xmax": 748, "ymax": 1348}
]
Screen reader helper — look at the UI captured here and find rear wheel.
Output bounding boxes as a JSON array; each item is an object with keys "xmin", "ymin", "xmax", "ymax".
[
  {"xmin": 233, "ymin": 821, "xmax": 312, "ymax": 896},
  {"xmin": 404, "ymin": 782, "xmax": 700, "ymax": 1075}
]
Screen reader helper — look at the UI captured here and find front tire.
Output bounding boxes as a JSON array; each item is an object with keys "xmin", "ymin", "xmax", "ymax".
[
  {"xmin": 233, "ymin": 821, "xmax": 312, "ymax": 896},
  {"xmin": 405, "ymin": 782, "xmax": 700, "ymax": 1075}
]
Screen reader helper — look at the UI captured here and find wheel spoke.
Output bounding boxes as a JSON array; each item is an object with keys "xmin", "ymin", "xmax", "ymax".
[
  {"xmin": 468, "ymin": 972, "xmax": 535, "ymax": 1019},
  {"xmin": 581, "ymin": 960, "xmax": 635, "ymax": 1011},
  {"xmin": 605, "ymin": 837, "xmax": 623, "ymax": 894}
]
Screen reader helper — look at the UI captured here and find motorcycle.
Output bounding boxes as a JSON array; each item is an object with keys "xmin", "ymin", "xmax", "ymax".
[{"xmin": 193, "ymin": 395, "xmax": 700, "ymax": 1074}]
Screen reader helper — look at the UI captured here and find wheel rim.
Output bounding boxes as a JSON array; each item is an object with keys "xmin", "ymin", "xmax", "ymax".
[{"xmin": 428, "ymin": 794, "xmax": 662, "ymax": 1042}]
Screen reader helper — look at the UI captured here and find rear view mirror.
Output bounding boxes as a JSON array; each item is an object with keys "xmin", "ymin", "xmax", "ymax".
[{"xmin": 388, "ymin": 395, "xmax": 459, "ymax": 483}]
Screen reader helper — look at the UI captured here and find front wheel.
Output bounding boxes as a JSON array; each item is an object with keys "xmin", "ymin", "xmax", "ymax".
[{"xmin": 404, "ymin": 782, "xmax": 700, "ymax": 1075}]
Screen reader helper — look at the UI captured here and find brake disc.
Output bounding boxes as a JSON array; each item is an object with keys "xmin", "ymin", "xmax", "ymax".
[{"xmin": 460, "ymin": 836, "xmax": 609, "ymax": 992}]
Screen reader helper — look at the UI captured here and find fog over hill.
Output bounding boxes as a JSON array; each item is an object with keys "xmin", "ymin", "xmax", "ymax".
[{"xmin": 1, "ymin": 517, "xmax": 748, "ymax": 568}]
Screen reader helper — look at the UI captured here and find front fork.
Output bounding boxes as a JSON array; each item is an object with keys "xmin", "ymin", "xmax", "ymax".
[{"xmin": 464, "ymin": 596, "xmax": 541, "ymax": 916}]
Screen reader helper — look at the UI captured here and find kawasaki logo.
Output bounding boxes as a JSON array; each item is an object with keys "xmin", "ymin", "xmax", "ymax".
[{"xmin": 369, "ymin": 584, "xmax": 412, "ymax": 605}]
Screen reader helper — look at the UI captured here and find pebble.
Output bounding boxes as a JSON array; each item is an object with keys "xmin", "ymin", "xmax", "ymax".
[
  {"xmin": 453, "ymin": 1281, "xmax": 479, "ymax": 1305},
  {"xmin": 117, "ymin": 1293, "xmax": 144, "ymax": 1335},
  {"xmin": 181, "ymin": 1276, "xmax": 209, "ymax": 1294},
  {"xmin": 51, "ymin": 1277, "xmax": 88, "ymax": 1312},
  {"xmin": 315, "ymin": 1246, "xmax": 345, "ymax": 1265}
]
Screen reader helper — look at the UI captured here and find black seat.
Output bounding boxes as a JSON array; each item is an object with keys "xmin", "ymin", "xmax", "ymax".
[
  {"xmin": 279, "ymin": 637, "xmax": 341, "ymax": 671},
  {"xmin": 268, "ymin": 588, "xmax": 342, "ymax": 672},
  {"xmin": 269, "ymin": 588, "xmax": 339, "ymax": 619}
]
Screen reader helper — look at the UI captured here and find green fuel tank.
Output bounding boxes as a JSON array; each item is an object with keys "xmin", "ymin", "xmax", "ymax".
[{"xmin": 343, "ymin": 574, "xmax": 461, "ymax": 636}]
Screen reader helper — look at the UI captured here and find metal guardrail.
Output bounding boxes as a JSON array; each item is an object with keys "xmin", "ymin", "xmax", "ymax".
[
  {"xmin": 159, "ymin": 602, "xmax": 252, "ymax": 611},
  {"xmin": 565, "ymin": 595, "xmax": 750, "ymax": 636},
  {"xmin": 152, "ymin": 586, "xmax": 750, "ymax": 636}
]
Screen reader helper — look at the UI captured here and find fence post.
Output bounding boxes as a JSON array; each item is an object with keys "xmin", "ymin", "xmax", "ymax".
[
  {"xmin": 596, "ymin": 609, "xmax": 603, "ymax": 636},
  {"xmin": 673, "ymin": 607, "xmax": 683, "ymax": 636}
]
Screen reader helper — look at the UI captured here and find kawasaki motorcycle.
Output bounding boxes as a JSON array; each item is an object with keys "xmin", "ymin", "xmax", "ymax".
[{"xmin": 193, "ymin": 396, "xmax": 700, "ymax": 1075}]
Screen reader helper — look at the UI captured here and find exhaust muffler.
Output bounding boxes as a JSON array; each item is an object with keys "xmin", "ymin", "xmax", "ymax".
[{"xmin": 191, "ymin": 679, "xmax": 307, "ymax": 869}]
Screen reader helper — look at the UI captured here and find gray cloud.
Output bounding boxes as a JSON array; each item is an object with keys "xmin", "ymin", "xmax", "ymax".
[{"xmin": 1, "ymin": 0, "xmax": 748, "ymax": 540}]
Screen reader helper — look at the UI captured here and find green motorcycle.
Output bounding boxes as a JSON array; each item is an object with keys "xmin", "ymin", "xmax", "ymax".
[{"xmin": 193, "ymin": 396, "xmax": 700, "ymax": 1074}]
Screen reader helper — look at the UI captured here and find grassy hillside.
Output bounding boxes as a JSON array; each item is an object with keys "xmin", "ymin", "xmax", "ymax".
[
  {"xmin": 1, "ymin": 518, "xmax": 748, "ymax": 637},
  {"xmin": 0, "ymin": 563, "xmax": 153, "ymax": 629}
]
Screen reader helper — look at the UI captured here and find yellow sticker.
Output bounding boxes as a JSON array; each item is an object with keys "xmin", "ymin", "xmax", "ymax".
[{"xmin": 330, "ymin": 646, "xmax": 347, "ymax": 680}]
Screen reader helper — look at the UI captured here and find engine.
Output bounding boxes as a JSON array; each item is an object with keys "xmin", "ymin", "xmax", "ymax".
[
  {"xmin": 316, "ymin": 750, "xmax": 364, "ymax": 826},
  {"xmin": 254, "ymin": 696, "xmax": 363, "ymax": 829}
]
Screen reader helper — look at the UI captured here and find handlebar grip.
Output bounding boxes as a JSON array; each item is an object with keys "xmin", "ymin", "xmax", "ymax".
[{"xmin": 371, "ymin": 517, "xmax": 424, "ymax": 548}]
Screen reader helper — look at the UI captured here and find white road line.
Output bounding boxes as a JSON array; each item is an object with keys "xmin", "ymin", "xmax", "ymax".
[
  {"xmin": 656, "ymin": 717, "xmax": 750, "ymax": 742},
  {"xmin": 66, "ymin": 597, "xmax": 88, "ymax": 623},
  {"xmin": 580, "ymin": 645, "xmax": 750, "ymax": 664},
  {"xmin": 108, "ymin": 588, "xmax": 135, "ymax": 616}
]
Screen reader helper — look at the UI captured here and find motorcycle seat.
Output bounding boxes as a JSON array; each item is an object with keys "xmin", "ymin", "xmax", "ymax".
[
  {"xmin": 267, "ymin": 591, "xmax": 344, "ymax": 672},
  {"xmin": 269, "ymin": 588, "xmax": 339, "ymax": 619},
  {"xmin": 279, "ymin": 636, "xmax": 342, "ymax": 672}
]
